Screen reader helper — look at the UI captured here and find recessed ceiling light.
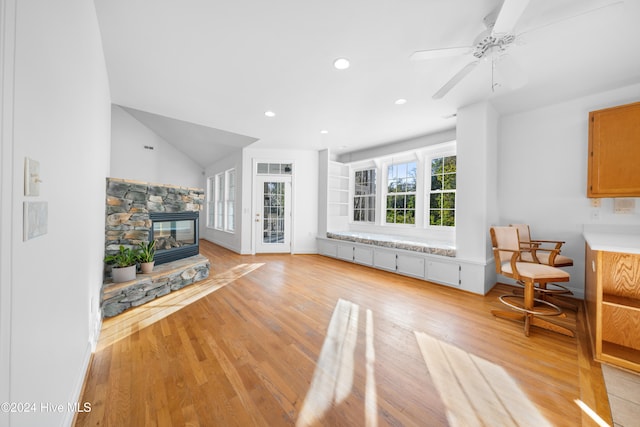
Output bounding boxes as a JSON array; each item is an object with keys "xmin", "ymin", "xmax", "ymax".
[
  {"xmin": 320, "ymin": 130, "xmax": 329, "ymax": 134},
  {"xmin": 264, "ymin": 111, "xmax": 276, "ymax": 118},
  {"xmin": 333, "ymin": 58, "xmax": 350, "ymax": 70},
  {"xmin": 395, "ymin": 98, "xmax": 407, "ymax": 105}
]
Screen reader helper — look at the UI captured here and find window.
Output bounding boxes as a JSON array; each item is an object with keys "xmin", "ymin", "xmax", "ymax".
[
  {"xmin": 208, "ymin": 168, "xmax": 236, "ymax": 232},
  {"xmin": 429, "ymin": 155, "xmax": 456, "ymax": 226},
  {"xmin": 215, "ymin": 173, "xmax": 224, "ymax": 229},
  {"xmin": 386, "ymin": 162, "xmax": 417, "ymax": 224},
  {"xmin": 225, "ymin": 169, "xmax": 235, "ymax": 232},
  {"xmin": 353, "ymin": 169, "xmax": 376, "ymax": 222},
  {"xmin": 207, "ymin": 177, "xmax": 215, "ymax": 228},
  {"xmin": 257, "ymin": 162, "xmax": 292, "ymax": 175}
]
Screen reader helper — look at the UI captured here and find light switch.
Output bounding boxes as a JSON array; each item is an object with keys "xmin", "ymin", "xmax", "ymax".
[{"xmin": 24, "ymin": 157, "xmax": 41, "ymax": 196}]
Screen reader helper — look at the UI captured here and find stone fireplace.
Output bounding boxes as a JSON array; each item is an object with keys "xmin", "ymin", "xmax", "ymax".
[
  {"xmin": 104, "ymin": 178, "xmax": 204, "ymax": 258},
  {"xmin": 102, "ymin": 178, "xmax": 209, "ymax": 317}
]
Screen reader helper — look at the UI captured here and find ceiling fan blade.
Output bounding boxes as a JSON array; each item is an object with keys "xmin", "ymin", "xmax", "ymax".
[
  {"xmin": 433, "ymin": 61, "xmax": 479, "ymax": 99},
  {"xmin": 492, "ymin": 0, "xmax": 530, "ymax": 35},
  {"xmin": 410, "ymin": 46, "xmax": 471, "ymax": 61}
]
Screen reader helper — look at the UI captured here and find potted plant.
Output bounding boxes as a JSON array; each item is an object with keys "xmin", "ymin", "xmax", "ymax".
[
  {"xmin": 138, "ymin": 240, "xmax": 156, "ymax": 274},
  {"xmin": 104, "ymin": 245, "xmax": 139, "ymax": 283}
]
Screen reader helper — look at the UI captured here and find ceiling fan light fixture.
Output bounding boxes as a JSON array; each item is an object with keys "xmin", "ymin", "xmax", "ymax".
[{"xmin": 333, "ymin": 58, "xmax": 350, "ymax": 70}]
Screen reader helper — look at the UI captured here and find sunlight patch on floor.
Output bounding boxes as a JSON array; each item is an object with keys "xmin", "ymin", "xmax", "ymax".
[
  {"xmin": 365, "ymin": 308, "xmax": 378, "ymax": 427},
  {"xmin": 97, "ymin": 262, "xmax": 265, "ymax": 351},
  {"xmin": 297, "ymin": 299, "xmax": 378, "ymax": 427},
  {"xmin": 574, "ymin": 399, "xmax": 611, "ymax": 427},
  {"xmin": 414, "ymin": 331, "xmax": 552, "ymax": 427}
]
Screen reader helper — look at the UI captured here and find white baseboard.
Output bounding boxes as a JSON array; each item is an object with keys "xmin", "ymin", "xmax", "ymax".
[{"xmin": 62, "ymin": 342, "xmax": 93, "ymax": 427}]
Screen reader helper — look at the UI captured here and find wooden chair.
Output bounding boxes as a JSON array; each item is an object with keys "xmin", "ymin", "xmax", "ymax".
[
  {"xmin": 509, "ymin": 223, "xmax": 573, "ymax": 267},
  {"xmin": 490, "ymin": 226, "xmax": 574, "ymax": 337},
  {"xmin": 509, "ymin": 223, "xmax": 577, "ymax": 311}
]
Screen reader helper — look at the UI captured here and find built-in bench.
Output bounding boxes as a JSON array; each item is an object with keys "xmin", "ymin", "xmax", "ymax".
[
  {"xmin": 326, "ymin": 231, "xmax": 456, "ymax": 257},
  {"xmin": 101, "ymin": 254, "xmax": 210, "ymax": 317},
  {"xmin": 318, "ymin": 231, "xmax": 473, "ymax": 291}
]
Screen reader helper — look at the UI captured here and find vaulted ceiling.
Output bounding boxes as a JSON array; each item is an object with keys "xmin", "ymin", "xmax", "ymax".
[{"xmin": 95, "ymin": 0, "xmax": 640, "ymax": 166}]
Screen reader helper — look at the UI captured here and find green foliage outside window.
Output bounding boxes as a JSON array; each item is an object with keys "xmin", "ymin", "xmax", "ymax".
[
  {"xmin": 354, "ymin": 169, "xmax": 376, "ymax": 222},
  {"xmin": 386, "ymin": 162, "xmax": 416, "ymax": 224},
  {"xmin": 429, "ymin": 156, "xmax": 456, "ymax": 226}
]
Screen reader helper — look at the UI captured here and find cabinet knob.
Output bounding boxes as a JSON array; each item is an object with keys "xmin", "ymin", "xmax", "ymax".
[{"xmin": 592, "ymin": 260, "xmax": 596, "ymax": 272}]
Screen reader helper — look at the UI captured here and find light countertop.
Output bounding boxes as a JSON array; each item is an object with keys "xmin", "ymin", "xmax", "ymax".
[{"xmin": 583, "ymin": 230, "xmax": 640, "ymax": 255}]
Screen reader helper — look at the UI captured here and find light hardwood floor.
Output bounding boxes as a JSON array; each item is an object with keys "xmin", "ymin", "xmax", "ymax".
[{"xmin": 75, "ymin": 240, "xmax": 612, "ymax": 426}]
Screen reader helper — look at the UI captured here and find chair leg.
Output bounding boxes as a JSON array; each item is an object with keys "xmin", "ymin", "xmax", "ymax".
[
  {"xmin": 493, "ymin": 280, "xmax": 574, "ymax": 337},
  {"xmin": 530, "ymin": 317, "xmax": 575, "ymax": 337},
  {"xmin": 491, "ymin": 310, "xmax": 525, "ymax": 322}
]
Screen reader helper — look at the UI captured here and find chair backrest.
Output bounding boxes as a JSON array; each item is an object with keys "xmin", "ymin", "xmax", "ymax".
[
  {"xmin": 510, "ymin": 224, "xmax": 531, "ymax": 244},
  {"xmin": 490, "ymin": 226, "xmax": 520, "ymax": 274}
]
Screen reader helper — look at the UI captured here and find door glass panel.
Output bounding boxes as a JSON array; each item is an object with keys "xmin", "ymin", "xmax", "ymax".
[{"xmin": 263, "ymin": 182, "xmax": 285, "ymax": 244}]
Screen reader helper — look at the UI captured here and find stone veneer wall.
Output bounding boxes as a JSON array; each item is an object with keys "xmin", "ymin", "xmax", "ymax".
[
  {"xmin": 104, "ymin": 178, "xmax": 204, "ymax": 256},
  {"xmin": 102, "ymin": 178, "xmax": 208, "ymax": 317}
]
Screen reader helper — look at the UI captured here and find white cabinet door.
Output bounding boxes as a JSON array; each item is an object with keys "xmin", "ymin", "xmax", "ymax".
[
  {"xmin": 427, "ymin": 260, "xmax": 460, "ymax": 287},
  {"xmin": 318, "ymin": 240, "xmax": 337, "ymax": 258},
  {"xmin": 336, "ymin": 244, "xmax": 354, "ymax": 261},
  {"xmin": 397, "ymin": 254, "xmax": 425, "ymax": 278},
  {"xmin": 354, "ymin": 246, "xmax": 374, "ymax": 266},
  {"xmin": 374, "ymin": 249, "xmax": 397, "ymax": 272}
]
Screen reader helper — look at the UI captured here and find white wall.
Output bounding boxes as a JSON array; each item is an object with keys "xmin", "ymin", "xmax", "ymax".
[
  {"xmin": 201, "ymin": 151, "xmax": 243, "ymax": 253},
  {"xmin": 241, "ymin": 148, "xmax": 319, "ymax": 254},
  {"xmin": 498, "ymin": 82, "xmax": 640, "ymax": 298},
  {"xmin": 456, "ymin": 101, "xmax": 499, "ymax": 264},
  {"xmin": 110, "ymin": 105, "xmax": 203, "ymax": 189},
  {"xmin": 1, "ymin": 0, "xmax": 111, "ymax": 426}
]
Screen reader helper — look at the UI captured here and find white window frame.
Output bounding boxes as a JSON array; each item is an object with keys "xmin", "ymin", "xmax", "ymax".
[
  {"xmin": 225, "ymin": 169, "xmax": 236, "ymax": 232},
  {"xmin": 206, "ymin": 176, "xmax": 216, "ymax": 228},
  {"xmin": 346, "ymin": 142, "xmax": 456, "ymax": 238},
  {"xmin": 215, "ymin": 173, "xmax": 224, "ymax": 230},
  {"xmin": 353, "ymin": 168, "xmax": 377, "ymax": 223},
  {"xmin": 427, "ymin": 152, "xmax": 456, "ymax": 228},
  {"xmin": 208, "ymin": 168, "xmax": 236, "ymax": 233},
  {"xmin": 383, "ymin": 159, "xmax": 418, "ymax": 226}
]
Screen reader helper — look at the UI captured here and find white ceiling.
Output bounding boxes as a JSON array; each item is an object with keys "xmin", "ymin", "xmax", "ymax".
[{"xmin": 95, "ymin": 0, "xmax": 640, "ymax": 166}]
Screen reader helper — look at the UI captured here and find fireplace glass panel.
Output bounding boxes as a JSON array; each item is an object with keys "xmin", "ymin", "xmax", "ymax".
[{"xmin": 153, "ymin": 219, "xmax": 196, "ymax": 250}]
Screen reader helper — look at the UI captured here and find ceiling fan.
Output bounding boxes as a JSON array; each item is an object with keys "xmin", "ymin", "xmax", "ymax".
[{"xmin": 411, "ymin": 0, "xmax": 621, "ymax": 99}]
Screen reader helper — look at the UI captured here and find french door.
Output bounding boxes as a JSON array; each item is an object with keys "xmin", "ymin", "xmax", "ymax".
[{"xmin": 254, "ymin": 176, "xmax": 291, "ymax": 253}]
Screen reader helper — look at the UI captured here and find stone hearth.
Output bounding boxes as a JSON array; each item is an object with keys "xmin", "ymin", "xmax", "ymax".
[{"xmin": 101, "ymin": 254, "xmax": 210, "ymax": 317}]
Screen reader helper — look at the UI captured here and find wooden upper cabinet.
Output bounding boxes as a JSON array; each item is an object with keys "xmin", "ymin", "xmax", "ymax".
[{"xmin": 588, "ymin": 101, "xmax": 640, "ymax": 197}]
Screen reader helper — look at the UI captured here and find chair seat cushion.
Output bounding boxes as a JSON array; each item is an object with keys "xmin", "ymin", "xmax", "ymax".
[
  {"xmin": 501, "ymin": 262, "xmax": 570, "ymax": 280},
  {"xmin": 520, "ymin": 251, "xmax": 573, "ymax": 266}
]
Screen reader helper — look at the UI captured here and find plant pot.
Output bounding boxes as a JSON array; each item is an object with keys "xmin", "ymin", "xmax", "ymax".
[
  {"xmin": 111, "ymin": 265, "xmax": 136, "ymax": 283},
  {"xmin": 140, "ymin": 261, "xmax": 155, "ymax": 274}
]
